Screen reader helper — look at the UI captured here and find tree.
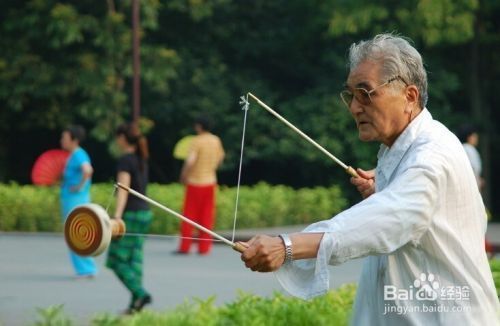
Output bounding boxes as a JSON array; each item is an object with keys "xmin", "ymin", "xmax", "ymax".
[
  {"xmin": 1, "ymin": 0, "xmax": 499, "ymax": 217},
  {"xmin": 0, "ymin": 0, "xmax": 178, "ymax": 180}
]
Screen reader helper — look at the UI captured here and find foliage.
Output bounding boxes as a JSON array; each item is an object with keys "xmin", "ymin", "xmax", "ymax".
[
  {"xmin": 0, "ymin": 182, "xmax": 347, "ymax": 233},
  {"xmin": 490, "ymin": 258, "xmax": 500, "ymax": 296},
  {"xmin": 0, "ymin": 0, "xmax": 500, "ymax": 217},
  {"xmin": 0, "ymin": 0, "xmax": 177, "ymax": 139},
  {"xmin": 34, "ymin": 304, "xmax": 72, "ymax": 326},
  {"xmin": 327, "ymin": 0, "xmax": 478, "ymax": 45},
  {"xmin": 33, "ymin": 284, "xmax": 357, "ymax": 326},
  {"xmin": 0, "ymin": 182, "xmax": 60, "ymax": 232},
  {"xmin": 31, "ymin": 260, "xmax": 500, "ymax": 325}
]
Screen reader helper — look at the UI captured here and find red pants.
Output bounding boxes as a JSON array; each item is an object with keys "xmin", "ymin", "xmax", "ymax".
[
  {"xmin": 485, "ymin": 239, "xmax": 493, "ymax": 253},
  {"xmin": 178, "ymin": 184, "xmax": 216, "ymax": 254}
]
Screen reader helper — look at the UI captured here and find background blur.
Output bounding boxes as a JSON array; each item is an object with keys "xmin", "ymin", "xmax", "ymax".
[{"xmin": 0, "ymin": 0, "xmax": 499, "ymax": 219}]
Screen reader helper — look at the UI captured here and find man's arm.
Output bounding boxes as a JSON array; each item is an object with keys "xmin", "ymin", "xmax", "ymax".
[
  {"xmin": 180, "ymin": 151, "xmax": 197, "ymax": 184},
  {"xmin": 240, "ymin": 233, "xmax": 323, "ymax": 272},
  {"xmin": 240, "ymin": 164, "xmax": 442, "ymax": 272}
]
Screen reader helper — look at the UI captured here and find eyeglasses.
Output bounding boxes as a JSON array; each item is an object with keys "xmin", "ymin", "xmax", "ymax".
[{"xmin": 340, "ymin": 76, "xmax": 407, "ymax": 108}]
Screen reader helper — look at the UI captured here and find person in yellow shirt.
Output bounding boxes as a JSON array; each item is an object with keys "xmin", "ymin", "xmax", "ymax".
[{"xmin": 177, "ymin": 116, "xmax": 225, "ymax": 255}]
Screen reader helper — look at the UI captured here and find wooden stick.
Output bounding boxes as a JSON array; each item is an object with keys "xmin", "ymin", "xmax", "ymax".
[
  {"xmin": 115, "ymin": 183, "xmax": 247, "ymax": 253},
  {"xmin": 247, "ymin": 92, "xmax": 359, "ymax": 178}
]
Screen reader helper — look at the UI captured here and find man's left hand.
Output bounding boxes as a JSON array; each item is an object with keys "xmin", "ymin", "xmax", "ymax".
[{"xmin": 351, "ymin": 168, "xmax": 375, "ymax": 199}]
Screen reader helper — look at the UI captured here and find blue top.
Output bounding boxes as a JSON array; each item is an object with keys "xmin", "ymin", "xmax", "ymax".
[{"xmin": 60, "ymin": 147, "xmax": 92, "ymax": 217}]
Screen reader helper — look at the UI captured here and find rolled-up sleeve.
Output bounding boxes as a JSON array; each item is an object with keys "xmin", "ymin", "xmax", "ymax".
[{"xmin": 275, "ymin": 164, "xmax": 442, "ymax": 299}]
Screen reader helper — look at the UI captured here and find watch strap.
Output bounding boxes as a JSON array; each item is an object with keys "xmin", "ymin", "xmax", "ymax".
[{"xmin": 279, "ymin": 234, "xmax": 293, "ymax": 263}]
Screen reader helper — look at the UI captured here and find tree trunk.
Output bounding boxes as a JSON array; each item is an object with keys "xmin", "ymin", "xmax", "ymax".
[{"xmin": 469, "ymin": 7, "xmax": 491, "ymax": 209}]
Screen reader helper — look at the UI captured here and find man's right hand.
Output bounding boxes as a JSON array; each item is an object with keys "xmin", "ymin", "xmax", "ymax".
[
  {"xmin": 351, "ymin": 168, "xmax": 375, "ymax": 199},
  {"xmin": 239, "ymin": 235, "xmax": 286, "ymax": 273}
]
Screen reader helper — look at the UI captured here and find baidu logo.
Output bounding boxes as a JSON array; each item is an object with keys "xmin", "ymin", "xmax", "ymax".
[
  {"xmin": 384, "ymin": 272, "xmax": 470, "ymax": 302},
  {"xmin": 384, "ymin": 273, "xmax": 440, "ymax": 301},
  {"xmin": 414, "ymin": 273, "xmax": 440, "ymax": 301},
  {"xmin": 383, "ymin": 273, "xmax": 471, "ymax": 315}
]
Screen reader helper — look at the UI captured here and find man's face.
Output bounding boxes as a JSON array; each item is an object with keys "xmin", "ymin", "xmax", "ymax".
[
  {"xmin": 345, "ymin": 60, "xmax": 408, "ymax": 146},
  {"xmin": 468, "ymin": 133, "xmax": 479, "ymax": 147}
]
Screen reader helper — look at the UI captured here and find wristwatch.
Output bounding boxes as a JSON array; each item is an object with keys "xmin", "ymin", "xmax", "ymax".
[{"xmin": 279, "ymin": 234, "xmax": 293, "ymax": 263}]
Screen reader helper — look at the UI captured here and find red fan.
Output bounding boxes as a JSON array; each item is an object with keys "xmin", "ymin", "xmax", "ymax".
[{"xmin": 31, "ymin": 149, "xmax": 70, "ymax": 186}]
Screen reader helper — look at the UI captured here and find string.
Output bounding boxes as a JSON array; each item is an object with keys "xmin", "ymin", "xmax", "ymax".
[
  {"xmin": 106, "ymin": 185, "xmax": 224, "ymax": 242},
  {"xmin": 231, "ymin": 94, "xmax": 250, "ymax": 242},
  {"xmin": 123, "ymin": 232, "xmax": 224, "ymax": 242},
  {"xmin": 105, "ymin": 186, "xmax": 117, "ymax": 213}
]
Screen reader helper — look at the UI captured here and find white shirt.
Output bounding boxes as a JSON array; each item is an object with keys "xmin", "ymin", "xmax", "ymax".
[
  {"xmin": 275, "ymin": 109, "xmax": 500, "ymax": 325},
  {"xmin": 463, "ymin": 143, "xmax": 482, "ymax": 188}
]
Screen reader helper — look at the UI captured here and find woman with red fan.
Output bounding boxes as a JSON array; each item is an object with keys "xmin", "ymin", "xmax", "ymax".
[{"xmin": 60, "ymin": 125, "xmax": 97, "ymax": 278}]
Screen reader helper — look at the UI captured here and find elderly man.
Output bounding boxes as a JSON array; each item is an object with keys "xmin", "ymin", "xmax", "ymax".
[{"xmin": 239, "ymin": 34, "xmax": 499, "ymax": 325}]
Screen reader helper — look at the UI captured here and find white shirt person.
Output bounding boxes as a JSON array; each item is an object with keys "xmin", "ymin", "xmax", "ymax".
[
  {"xmin": 238, "ymin": 33, "xmax": 500, "ymax": 325},
  {"xmin": 277, "ymin": 109, "xmax": 498, "ymax": 325},
  {"xmin": 458, "ymin": 124, "xmax": 483, "ymax": 190}
]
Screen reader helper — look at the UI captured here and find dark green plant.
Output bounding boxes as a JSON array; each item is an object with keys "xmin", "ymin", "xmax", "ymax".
[
  {"xmin": 34, "ymin": 304, "xmax": 72, "ymax": 326},
  {"xmin": 490, "ymin": 259, "xmax": 500, "ymax": 296},
  {"xmin": 31, "ymin": 285, "xmax": 357, "ymax": 326},
  {"xmin": 90, "ymin": 313, "xmax": 121, "ymax": 326},
  {"xmin": 29, "ymin": 261, "xmax": 500, "ymax": 325},
  {"xmin": 213, "ymin": 285, "xmax": 355, "ymax": 326}
]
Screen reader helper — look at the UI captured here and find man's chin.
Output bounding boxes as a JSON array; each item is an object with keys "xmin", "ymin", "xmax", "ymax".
[{"xmin": 358, "ymin": 132, "xmax": 375, "ymax": 142}]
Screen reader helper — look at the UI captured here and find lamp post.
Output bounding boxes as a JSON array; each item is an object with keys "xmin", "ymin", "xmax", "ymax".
[{"xmin": 132, "ymin": 0, "xmax": 140, "ymax": 122}]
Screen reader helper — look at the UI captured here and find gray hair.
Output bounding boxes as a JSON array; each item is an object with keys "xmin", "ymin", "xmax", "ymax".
[{"xmin": 348, "ymin": 33, "xmax": 428, "ymax": 108}]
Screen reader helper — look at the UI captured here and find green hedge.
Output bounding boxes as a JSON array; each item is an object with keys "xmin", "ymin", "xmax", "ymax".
[
  {"xmin": 32, "ymin": 259, "xmax": 500, "ymax": 325},
  {"xmin": 0, "ymin": 182, "xmax": 347, "ymax": 234},
  {"xmin": 34, "ymin": 284, "xmax": 357, "ymax": 326},
  {"xmin": 491, "ymin": 258, "xmax": 500, "ymax": 296}
]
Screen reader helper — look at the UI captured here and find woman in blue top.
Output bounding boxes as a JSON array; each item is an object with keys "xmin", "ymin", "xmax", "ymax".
[{"xmin": 60, "ymin": 125, "xmax": 97, "ymax": 278}]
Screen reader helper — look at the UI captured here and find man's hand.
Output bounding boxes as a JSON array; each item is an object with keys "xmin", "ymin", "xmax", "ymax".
[
  {"xmin": 239, "ymin": 235, "xmax": 286, "ymax": 272},
  {"xmin": 351, "ymin": 168, "xmax": 375, "ymax": 199}
]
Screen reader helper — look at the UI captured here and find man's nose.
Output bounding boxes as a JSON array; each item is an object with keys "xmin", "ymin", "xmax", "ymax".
[{"xmin": 349, "ymin": 97, "xmax": 364, "ymax": 115}]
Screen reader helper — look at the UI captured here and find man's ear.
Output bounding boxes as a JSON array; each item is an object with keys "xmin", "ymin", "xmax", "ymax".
[{"xmin": 405, "ymin": 85, "xmax": 420, "ymax": 112}]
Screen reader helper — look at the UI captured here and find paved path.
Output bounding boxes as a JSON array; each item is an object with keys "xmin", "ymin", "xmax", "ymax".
[
  {"xmin": 1, "ymin": 223, "xmax": 498, "ymax": 325},
  {"xmin": 0, "ymin": 228, "xmax": 363, "ymax": 325}
]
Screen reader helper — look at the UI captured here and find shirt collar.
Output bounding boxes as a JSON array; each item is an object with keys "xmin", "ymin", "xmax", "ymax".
[{"xmin": 376, "ymin": 108, "xmax": 432, "ymax": 181}]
